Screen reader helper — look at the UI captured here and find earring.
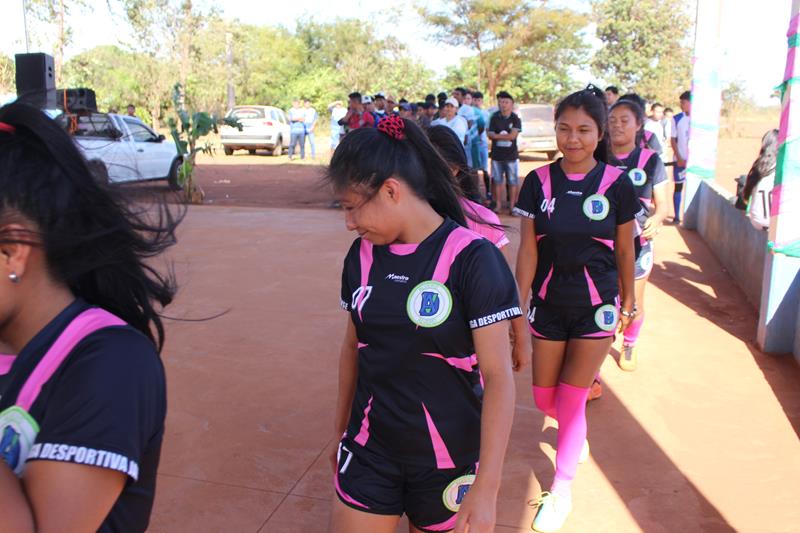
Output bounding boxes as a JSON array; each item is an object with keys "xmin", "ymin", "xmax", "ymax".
[{"xmin": 9, "ymin": 272, "xmax": 19, "ymax": 284}]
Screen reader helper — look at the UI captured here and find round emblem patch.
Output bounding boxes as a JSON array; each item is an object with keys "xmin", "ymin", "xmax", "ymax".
[
  {"xmin": 639, "ymin": 250, "xmax": 654, "ymax": 274},
  {"xmin": 0, "ymin": 406, "xmax": 40, "ymax": 476},
  {"xmin": 594, "ymin": 304, "xmax": 619, "ymax": 332},
  {"xmin": 442, "ymin": 474, "xmax": 476, "ymax": 512},
  {"xmin": 583, "ymin": 194, "xmax": 610, "ymax": 221},
  {"xmin": 406, "ymin": 280, "xmax": 452, "ymax": 328},
  {"xmin": 628, "ymin": 168, "xmax": 647, "ymax": 186}
]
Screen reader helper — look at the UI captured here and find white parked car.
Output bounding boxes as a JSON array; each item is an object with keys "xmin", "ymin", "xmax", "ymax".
[
  {"xmin": 220, "ymin": 105, "xmax": 291, "ymax": 156},
  {"xmin": 59, "ymin": 112, "xmax": 183, "ymax": 189},
  {"xmin": 516, "ymin": 104, "xmax": 559, "ymax": 160}
]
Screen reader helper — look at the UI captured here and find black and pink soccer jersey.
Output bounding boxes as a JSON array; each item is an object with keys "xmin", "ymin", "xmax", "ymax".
[
  {"xmin": 513, "ymin": 161, "xmax": 640, "ymax": 307},
  {"xmin": 340, "ymin": 219, "xmax": 521, "ymax": 468},
  {"xmin": 610, "ymin": 147, "xmax": 668, "ymax": 237}
]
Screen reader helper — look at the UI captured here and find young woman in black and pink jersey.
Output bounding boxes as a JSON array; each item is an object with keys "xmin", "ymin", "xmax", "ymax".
[
  {"xmin": 618, "ymin": 93, "xmax": 663, "ymax": 155},
  {"xmin": 0, "ymin": 103, "xmax": 178, "ymax": 532},
  {"xmin": 513, "ymin": 87, "xmax": 638, "ymax": 532},
  {"xmin": 426, "ymin": 125, "xmax": 510, "ymax": 252},
  {"xmin": 327, "ymin": 116, "xmax": 529, "ymax": 533},
  {"xmin": 607, "ymin": 99, "xmax": 669, "ymax": 371}
]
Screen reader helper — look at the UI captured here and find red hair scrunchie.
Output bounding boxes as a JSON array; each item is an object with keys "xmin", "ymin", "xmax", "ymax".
[
  {"xmin": 377, "ymin": 115, "xmax": 406, "ymax": 140},
  {"xmin": 0, "ymin": 122, "xmax": 15, "ymax": 134}
]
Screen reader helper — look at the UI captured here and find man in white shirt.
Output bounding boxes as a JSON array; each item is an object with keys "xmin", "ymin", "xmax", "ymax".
[
  {"xmin": 645, "ymin": 103, "xmax": 669, "ymax": 163},
  {"xmin": 327, "ymin": 100, "xmax": 346, "ymax": 152},
  {"xmin": 670, "ymin": 90, "xmax": 691, "ymax": 223},
  {"xmin": 430, "ymin": 97, "xmax": 468, "ymax": 146}
]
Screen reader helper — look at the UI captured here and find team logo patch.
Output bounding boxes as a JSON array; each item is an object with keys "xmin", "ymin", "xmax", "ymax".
[
  {"xmin": 594, "ymin": 304, "xmax": 619, "ymax": 332},
  {"xmin": 583, "ymin": 194, "xmax": 610, "ymax": 221},
  {"xmin": 442, "ymin": 474, "xmax": 476, "ymax": 512},
  {"xmin": 639, "ymin": 250, "xmax": 654, "ymax": 274},
  {"xmin": 628, "ymin": 168, "xmax": 647, "ymax": 186},
  {"xmin": 406, "ymin": 280, "xmax": 452, "ymax": 328},
  {"xmin": 0, "ymin": 406, "xmax": 40, "ymax": 476}
]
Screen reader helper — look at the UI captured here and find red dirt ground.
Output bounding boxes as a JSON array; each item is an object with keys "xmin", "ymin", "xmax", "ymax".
[{"xmin": 141, "ymin": 149, "xmax": 800, "ymax": 532}]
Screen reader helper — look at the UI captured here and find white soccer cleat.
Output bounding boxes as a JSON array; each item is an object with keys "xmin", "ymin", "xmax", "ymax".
[{"xmin": 530, "ymin": 491, "xmax": 573, "ymax": 532}]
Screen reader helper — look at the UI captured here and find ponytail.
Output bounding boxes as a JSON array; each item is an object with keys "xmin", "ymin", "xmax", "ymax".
[
  {"xmin": 426, "ymin": 125, "xmax": 481, "ymax": 202},
  {"xmin": 0, "ymin": 102, "xmax": 181, "ymax": 351},
  {"xmin": 327, "ymin": 117, "xmax": 466, "ymax": 227}
]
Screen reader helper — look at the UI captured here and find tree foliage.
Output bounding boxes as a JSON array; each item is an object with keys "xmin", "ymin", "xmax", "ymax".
[
  {"xmin": 419, "ymin": 0, "xmax": 589, "ymax": 99},
  {"xmin": 0, "ymin": 56, "xmax": 15, "ymax": 95},
  {"xmin": 591, "ymin": 0, "xmax": 693, "ymax": 104},
  {"xmin": 24, "ymin": 0, "xmax": 88, "ymax": 84},
  {"xmin": 59, "ymin": 10, "xmax": 435, "ymax": 127}
]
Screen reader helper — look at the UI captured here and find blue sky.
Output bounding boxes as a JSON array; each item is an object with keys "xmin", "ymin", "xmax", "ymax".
[{"xmin": 0, "ymin": 0, "xmax": 790, "ymax": 105}]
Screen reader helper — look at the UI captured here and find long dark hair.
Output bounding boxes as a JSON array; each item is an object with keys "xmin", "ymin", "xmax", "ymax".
[
  {"xmin": 426, "ymin": 125, "xmax": 481, "ymax": 201},
  {"xmin": 326, "ymin": 118, "xmax": 467, "ymax": 226},
  {"xmin": 555, "ymin": 85, "xmax": 610, "ymax": 163},
  {"xmin": 743, "ymin": 129, "xmax": 779, "ymax": 200},
  {"xmin": 0, "ymin": 103, "xmax": 181, "ymax": 351}
]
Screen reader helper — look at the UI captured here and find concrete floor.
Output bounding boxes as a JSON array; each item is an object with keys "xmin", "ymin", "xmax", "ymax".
[{"xmin": 146, "ymin": 206, "xmax": 800, "ymax": 533}]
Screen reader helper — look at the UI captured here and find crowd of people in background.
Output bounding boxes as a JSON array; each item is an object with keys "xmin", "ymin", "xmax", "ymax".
[{"xmin": 322, "ymin": 85, "xmax": 694, "ymax": 224}]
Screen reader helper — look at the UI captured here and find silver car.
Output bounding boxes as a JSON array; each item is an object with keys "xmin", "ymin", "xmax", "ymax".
[
  {"xmin": 517, "ymin": 104, "xmax": 559, "ymax": 160},
  {"xmin": 220, "ymin": 105, "xmax": 291, "ymax": 156}
]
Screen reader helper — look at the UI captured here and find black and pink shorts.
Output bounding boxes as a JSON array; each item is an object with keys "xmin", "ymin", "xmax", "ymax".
[
  {"xmin": 528, "ymin": 300, "xmax": 619, "ymax": 341},
  {"xmin": 334, "ymin": 436, "xmax": 478, "ymax": 532}
]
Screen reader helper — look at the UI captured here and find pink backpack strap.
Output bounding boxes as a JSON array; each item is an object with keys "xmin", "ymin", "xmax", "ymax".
[
  {"xmin": 597, "ymin": 164, "xmax": 625, "ymax": 196},
  {"xmin": 637, "ymin": 148, "xmax": 654, "ymax": 171},
  {"xmin": 16, "ymin": 308, "xmax": 126, "ymax": 411},
  {"xmin": 431, "ymin": 227, "xmax": 480, "ymax": 285}
]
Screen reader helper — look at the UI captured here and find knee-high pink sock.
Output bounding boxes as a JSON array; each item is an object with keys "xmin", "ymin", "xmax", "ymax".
[
  {"xmin": 552, "ymin": 382, "xmax": 590, "ymax": 497},
  {"xmin": 623, "ymin": 313, "xmax": 645, "ymax": 346},
  {"xmin": 532, "ymin": 385, "xmax": 557, "ymax": 419}
]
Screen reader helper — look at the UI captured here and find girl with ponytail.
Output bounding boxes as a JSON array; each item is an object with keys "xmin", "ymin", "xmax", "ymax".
[
  {"xmin": 0, "ymin": 102, "xmax": 179, "ymax": 532},
  {"xmin": 327, "ymin": 116, "xmax": 521, "ymax": 533}
]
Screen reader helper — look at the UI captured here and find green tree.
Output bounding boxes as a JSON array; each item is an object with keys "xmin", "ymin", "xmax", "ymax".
[
  {"xmin": 62, "ymin": 46, "xmax": 136, "ymax": 108},
  {"xmin": 419, "ymin": 0, "xmax": 589, "ymax": 99},
  {"xmin": 295, "ymin": 18, "xmax": 435, "ymax": 102},
  {"xmin": 444, "ymin": 55, "xmax": 580, "ymax": 103},
  {"xmin": 0, "ymin": 55, "xmax": 15, "ymax": 94},
  {"xmin": 118, "ymin": 0, "xmax": 177, "ymax": 128},
  {"xmin": 721, "ymin": 80, "xmax": 752, "ymax": 136},
  {"xmin": 592, "ymin": 0, "xmax": 692, "ymax": 104},
  {"xmin": 24, "ymin": 0, "xmax": 88, "ymax": 84}
]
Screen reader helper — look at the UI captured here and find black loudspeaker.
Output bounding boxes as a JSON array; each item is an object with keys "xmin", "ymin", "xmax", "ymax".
[
  {"xmin": 57, "ymin": 88, "xmax": 98, "ymax": 112},
  {"xmin": 14, "ymin": 53, "xmax": 56, "ymax": 108}
]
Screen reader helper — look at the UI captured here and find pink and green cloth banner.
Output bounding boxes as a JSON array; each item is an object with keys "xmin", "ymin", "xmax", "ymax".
[{"xmin": 770, "ymin": 11, "xmax": 800, "ymax": 256}]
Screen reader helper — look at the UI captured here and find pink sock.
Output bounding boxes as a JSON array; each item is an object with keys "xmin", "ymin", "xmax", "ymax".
[
  {"xmin": 552, "ymin": 382, "xmax": 590, "ymax": 497},
  {"xmin": 623, "ymin": 313, "xmax": 645, "ymax": 346},
  {"xmin": 532, "ymin": 385, "xmax": 557, "ymax": 419}
]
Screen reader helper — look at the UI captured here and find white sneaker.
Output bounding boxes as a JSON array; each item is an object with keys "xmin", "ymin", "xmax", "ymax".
[
  {"xmin": 531, "ymin": 491, "xmax": 572, "ymax": 532},
  {"xmin": 578, "ymin": 439, "xmax": 590, "ymax": 464}
]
